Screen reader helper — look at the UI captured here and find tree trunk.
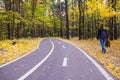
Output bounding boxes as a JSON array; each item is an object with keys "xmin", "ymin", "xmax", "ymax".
[
  {"xmin": 78, "ymin": 0, "xmax": 82, "ymax": 40},
  {"xmin": 5, "ymin": 0, "xmax": 11, "ymax": 39},
  {"xmin": 82, "ymin": 2, "xmax": 85, "ymax": 39},
  {"xmin": 7, "ymin": 23, "xmax": 11, "ymax": 39},
  {"xmin": 109, "ymin": 0, "xmax": 114, "ymax": 40},
  {"xmin": 65, "ymin": 0, "xmax": 69, "ymax": 39},
  {"xmin": 58, "ymin": 0, "xmax": 63, "ymax": 38},
  {"xmin": 113, "ymin": 0, "xmax": 117, "ymax": 40},
  {"xmin": 31, "ymin": 0, "xmax": 37, "ymax": 38},
  {"xmin": 12, "ymin": 0, "xmax": 15, "ymax": 39},
  {"xmin": 109, "ymin": 18, "xmax": 114, "ymax": 40}
]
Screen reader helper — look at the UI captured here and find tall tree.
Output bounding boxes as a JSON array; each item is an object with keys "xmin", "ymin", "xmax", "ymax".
[
  {"xmin": 78, "ymin": 0, "xmax": 82, "ymax": 40},
  {"xmin": 31, "ymin": 0, "xmax": 37, "ymax": 37},
  {"xmin": 65, "ymin": 0, "xmax": 69, "ymax": 39},
  {"xmin": 58, "ymin": 0, "xmax": 63, "ymax": 38},
  {"xmin": 15, "ymin": 0, "xmax": 21, "ymax": 39},
  {"xmin": 113, "ymin": 0, "xmax": 117, "ymax": 40},
  {"xmin": 5, "ymin": 0, "xmax": 12, "ymax": 39},
  {"xmin": 109, "ymin": 0, "xmax": 114, "ymax": 40}
]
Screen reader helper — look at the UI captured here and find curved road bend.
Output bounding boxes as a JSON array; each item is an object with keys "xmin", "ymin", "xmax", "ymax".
[{"xmin": 0, "ymin": 38, "xmax": 117, "ymax": 80}]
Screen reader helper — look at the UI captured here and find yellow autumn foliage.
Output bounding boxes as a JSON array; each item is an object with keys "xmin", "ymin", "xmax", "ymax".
[
  {"xmin": 99, "ymin": 5, "xmax": 117, "ymax": 18},
  {"xmin": 86, "ymin": 0, "xmax": 118, "ymax": 18},
  {"xmin": 0, "ymin": 38, "xmax": 41, "ymax": 65}
]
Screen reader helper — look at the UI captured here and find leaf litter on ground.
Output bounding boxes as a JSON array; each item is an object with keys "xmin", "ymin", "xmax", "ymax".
[{"xmin": 0, "ymin": 38, "xmax": 41, "ymax": 65}]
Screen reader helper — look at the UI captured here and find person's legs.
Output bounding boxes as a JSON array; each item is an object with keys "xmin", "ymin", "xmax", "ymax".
[
  {"xmin": 100, "ymin": 38, "xmax": 104, "ymax": 51},
  {"xmin": 103, "ymin": 38, "xmax": 106, "ymax": 52},
  {"xmin": 100, "ymin": 38, "xmax": 106, "ymax": 52}
]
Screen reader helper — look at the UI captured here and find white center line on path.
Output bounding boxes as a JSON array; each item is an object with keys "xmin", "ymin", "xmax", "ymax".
[
  {"xmin": 18, "ymin": 39, "xmax": 55, "ymax": 80},
  {"xmin": 62, "ymin": 58, "xmax": 68, "ymax": 67},
  {"xmin": 62, "ymin": 45, "xmax": 66, "ymax": 49},
  {"xmin": 57, "ymin": 41, "xmax": 61, "ymax": 44}
]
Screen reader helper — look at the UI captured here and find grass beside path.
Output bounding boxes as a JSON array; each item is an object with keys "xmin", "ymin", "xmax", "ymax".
[
  {"xmin": 0, "ymin": 38, "xmax": 41, "ymax": 65},
  {"xmin": 61, "ymin": 37, "xmax": 120, "ymax": 79}
]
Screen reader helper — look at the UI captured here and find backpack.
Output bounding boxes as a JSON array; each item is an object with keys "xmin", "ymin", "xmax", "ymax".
[{"xmin": 100, "ymin": 30, "xmax": 106, "ymax": 38}]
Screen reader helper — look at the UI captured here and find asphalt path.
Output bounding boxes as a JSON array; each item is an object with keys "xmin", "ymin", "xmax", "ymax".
[{"xmin": 0, "ymin": 38, "xmax": 117, "ymax": 80}]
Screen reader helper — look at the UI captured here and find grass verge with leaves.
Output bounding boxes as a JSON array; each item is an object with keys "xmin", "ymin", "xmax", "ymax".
[{"xmin": 0, "ymin": 38, "xmax": 41, "ymax": 65}]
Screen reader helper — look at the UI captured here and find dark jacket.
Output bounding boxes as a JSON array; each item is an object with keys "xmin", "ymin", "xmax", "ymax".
[{"xmin": 97, "ymin": 28, "xmax": 107, "ymax": 39}]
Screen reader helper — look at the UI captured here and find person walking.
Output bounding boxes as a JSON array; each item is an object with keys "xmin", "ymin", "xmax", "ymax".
[{"xmin": 97, "ymin": 24, "xmax": 107, "ymax": 53}]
